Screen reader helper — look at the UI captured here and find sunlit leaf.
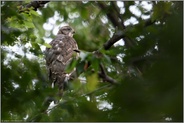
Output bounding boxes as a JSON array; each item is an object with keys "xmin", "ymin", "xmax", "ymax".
[
  {"xmin": 43, "ymin": 43, "xmax": 52, "ymax": 48},
  {"xmin": 24, "ymin": 21, "xmax": 35, "ymax": 28},
  {"xmin": 25, "ymin": 0, "xmax": 31, "ymax": 4},
  {"xmin": 86, "ymin": 73, "xmax": 99, "ymax": 92},
  {"xmin": 30, "ymin": 10, "xmax": 40, "ymax": 17}
]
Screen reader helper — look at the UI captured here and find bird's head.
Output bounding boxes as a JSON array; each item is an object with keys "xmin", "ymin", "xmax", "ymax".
[{"xmin": 57, "ymin": 26, "xmax": 75, "ymax": 37}]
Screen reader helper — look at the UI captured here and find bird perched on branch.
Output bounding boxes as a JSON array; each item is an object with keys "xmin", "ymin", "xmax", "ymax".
[{"xmin": 44, "ymin": 25, "xmax": 79, "ymax": 97}]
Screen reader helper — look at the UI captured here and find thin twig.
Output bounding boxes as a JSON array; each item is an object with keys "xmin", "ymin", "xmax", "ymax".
[{"xmin": 82, "ymin": 84, "xmax": 112, "ymax": 96}]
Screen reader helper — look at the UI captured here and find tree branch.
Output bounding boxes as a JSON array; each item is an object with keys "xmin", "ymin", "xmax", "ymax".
[
  {"xmin": 97, "ymin": 2, "xmax": 124, "ymax": 29},
  {"xmin": 97, "ymin": 1, "xmax": 157, "ymax": 50},
  {"xmin": 97, "ymin": 2, "xmax": 137, "ymax": 49},
  {"xmin": 82, "ymin": 84, "xmax": 112, "ymax": 96},
  {"xmin": 19, "ymin": 1, "xmax": 49, "ymax": 12},
  {"xmin": 103, "ymin": 18, "xmax": 156, "ymax": 50},
  {"xmin": 98, "ymin": 63, "xmax": 119, "ymax": 85},
  {"xmin": 111, "ymin": 1, "xmax": 125, "ymax": 29},
  {"xmin": 103, "ymin": 29, "xmax": 125, "ymax": 50}
]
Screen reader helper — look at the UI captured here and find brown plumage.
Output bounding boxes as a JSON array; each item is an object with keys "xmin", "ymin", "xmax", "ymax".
[{"xmin": 44, "ymin": 26, "xmax": 79, "ymax": 97}]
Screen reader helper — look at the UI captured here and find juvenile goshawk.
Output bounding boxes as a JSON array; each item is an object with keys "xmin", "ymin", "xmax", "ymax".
[{"xmin": 44, "ymin": 26, "xmax": 79, "ymax": 97}]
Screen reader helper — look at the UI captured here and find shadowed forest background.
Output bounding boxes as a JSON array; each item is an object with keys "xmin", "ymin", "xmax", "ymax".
[{"xmin": 1, "ymin": 1, "xmax": 183, "ymax": 122}]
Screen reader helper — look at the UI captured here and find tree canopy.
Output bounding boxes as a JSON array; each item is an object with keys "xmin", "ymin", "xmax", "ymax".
[{"xmin": 1, "ymin": 1, "xmax": 183, "ymax": 122}]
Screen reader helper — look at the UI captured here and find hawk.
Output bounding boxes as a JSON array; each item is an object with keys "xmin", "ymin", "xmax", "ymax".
[{"xmin": 44, "ymin": 26, "xmax": 79, "ymax": 97}]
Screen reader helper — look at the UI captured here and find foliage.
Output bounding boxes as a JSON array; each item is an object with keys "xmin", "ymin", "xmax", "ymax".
[{"xmin": 1, "ymin": 1, "xmax": 183, "ymax": 122}]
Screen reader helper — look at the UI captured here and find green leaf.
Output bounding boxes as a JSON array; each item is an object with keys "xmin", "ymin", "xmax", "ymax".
[
  {"xmin": 25, "ymin": 0, "xmax": 31, "ymax": 3},
  {"xmin": 43, "ymin": 43, "xmax": 52, "ymax": 48},
  {"xmin": 102, "ymin": 54, "xmax": 111, "ymax": 64},
  {"xmin": 24, "ymin": 21, "xmax": 35, "ymax": 28},
  {"xmin": 31, "ymin": 42, "xmax": 40, "ymax": 50},
  {"xmin": 86, "ymin": 73, "xmax": 99, "ymax": 92},
  {"xmin": 30, "ymin": 10, "xmax": 40, "ymax": 17},
  {"xmin": 65, "ymin": 58, "xmax": 78, "ymax": 73},
  {"xmin": 91, "ymin": 56, "xmax": 100, "ymax": 72}
]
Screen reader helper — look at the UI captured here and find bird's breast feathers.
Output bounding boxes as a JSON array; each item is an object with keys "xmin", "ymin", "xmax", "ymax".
[{"xmin": 46, "ymin": 34, "xmax": 79, "ymax": 65}]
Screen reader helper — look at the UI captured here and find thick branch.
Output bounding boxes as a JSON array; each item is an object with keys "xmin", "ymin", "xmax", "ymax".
[
  {"xmin": 111, "ymin": 1, "xmax": 125, "ymax": 29},
  {"xmin": 97, "ymin": 2, "xmax": 157, "ymax": 50},
  {"xmin": 103, "ymin": 18, "xmax": 156, "ymax": 50},
  {"xmin": 97, "ymin": 2, "xmax": 124, "ymax": 29},
  {"xmin": 103, "ymin": 30, "xmax": 125, "ymax": 50},
  {"xmin": 98, "ymin": 2, "xmax": 137, "ymax": 49}
]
